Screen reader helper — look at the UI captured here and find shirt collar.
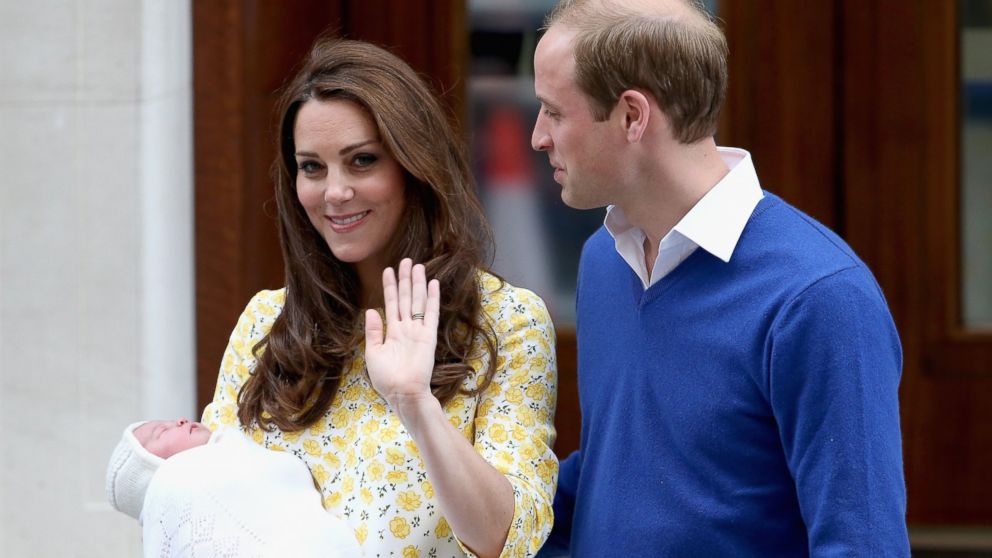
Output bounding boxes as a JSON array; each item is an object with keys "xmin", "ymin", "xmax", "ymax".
[{"xmin": 604, "ymin": 147, "xmax": 763, "ymax": 263}]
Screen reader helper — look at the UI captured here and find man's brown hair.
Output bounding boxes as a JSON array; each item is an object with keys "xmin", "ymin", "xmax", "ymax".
[{"xmin": 545, "ymin": 0, "xmax": 728, "ymax": 143}]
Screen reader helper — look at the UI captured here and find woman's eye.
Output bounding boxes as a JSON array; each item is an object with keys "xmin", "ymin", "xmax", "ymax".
[
  {"xmin": 353, "ymin": 153, "xmax": 378, "ymax": 168},
  {"xmin": 298, "ymin": 160, "xmax": 323, "ymax": 174}
]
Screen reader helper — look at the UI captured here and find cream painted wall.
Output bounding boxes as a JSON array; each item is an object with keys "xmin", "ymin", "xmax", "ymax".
[{"xmin": 0, "ymin": 0, "xmax": 193, "ymax": 555}]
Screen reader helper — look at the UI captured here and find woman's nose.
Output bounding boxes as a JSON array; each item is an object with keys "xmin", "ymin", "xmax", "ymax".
[{"xmin": 324, "ymin": 176, "xmax": 355, "ymax": 205}]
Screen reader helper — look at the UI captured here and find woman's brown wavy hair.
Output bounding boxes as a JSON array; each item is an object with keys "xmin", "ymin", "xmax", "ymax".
[{"xmin": 237, "ymin": 37, "xmax": 498, "ymax": 432}]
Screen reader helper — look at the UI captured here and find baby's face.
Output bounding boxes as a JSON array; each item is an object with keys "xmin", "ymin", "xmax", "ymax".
[{"xmin": 134, "ymin": 418, "xmax": 211, "ymax": 458}]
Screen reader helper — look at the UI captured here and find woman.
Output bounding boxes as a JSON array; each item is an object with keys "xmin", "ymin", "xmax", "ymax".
[{"xmin": 202, "ymin": 38, "xmax": 558, "ymax": 558}]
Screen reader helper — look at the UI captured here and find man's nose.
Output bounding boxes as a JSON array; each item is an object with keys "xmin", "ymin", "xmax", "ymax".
[{"xmin": 531, "ymin": 113, "xmax": 552, "ymax": 152}]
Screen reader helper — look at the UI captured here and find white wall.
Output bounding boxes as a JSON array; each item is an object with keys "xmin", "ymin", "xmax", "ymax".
[{"xmin": 0, "ymin": 0, "xmax": 193, "ymax": 555}]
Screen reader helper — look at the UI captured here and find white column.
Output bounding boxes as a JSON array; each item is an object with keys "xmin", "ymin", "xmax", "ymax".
[{"xmin": 0, "ymin": 0, "xmax": 193, "ymax": 555}]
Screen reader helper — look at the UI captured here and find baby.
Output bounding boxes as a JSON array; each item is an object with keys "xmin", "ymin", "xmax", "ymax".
[{"xmin": 106, "ymin": 418, "xmax": 363, "ymax": 557}]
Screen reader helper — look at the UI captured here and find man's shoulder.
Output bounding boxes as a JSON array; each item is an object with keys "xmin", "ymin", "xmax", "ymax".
[{"xmin": 741, "ymin": 193, "xmax": 870, "ymax": 284}]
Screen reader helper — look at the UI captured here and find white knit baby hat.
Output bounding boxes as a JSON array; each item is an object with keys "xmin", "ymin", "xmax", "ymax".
[{"xmin": 105, "ymin": 421, "xmax": 166, "ymax": 519}]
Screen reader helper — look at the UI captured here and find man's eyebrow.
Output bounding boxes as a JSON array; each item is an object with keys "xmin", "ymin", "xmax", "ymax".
[{"xmin": 537, "ymin": 96, "xmax": 562, "ymax": 113}]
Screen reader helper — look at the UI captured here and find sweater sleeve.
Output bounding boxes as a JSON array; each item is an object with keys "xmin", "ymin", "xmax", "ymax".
[
  {"xmin": 201, "ymin": 290, "xmax": 284, "ymax": 431},
  {"xmin": 768, "ymin": 267, "xmax": 909, "ymax": 556},
  {"xmin": 459, "ymin": 283, "xmax": 559, "ymax": 558}
]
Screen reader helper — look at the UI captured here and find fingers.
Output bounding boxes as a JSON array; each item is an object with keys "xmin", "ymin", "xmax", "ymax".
[
  {"xmin": 425, "ymin": 278, "xmax": 440, "ymax": 331},
  {"xmin": 397, "ymin": 258, "xmax": 413, "ymax": 321},
  {"xmin": 411, "ymin": 263, "xmax": 427, "ymax": 321},
  {"xmin": 382, "ymin": 266, "xmax": 399, "ymax": 324},
  {"xmin": 365, "ymin": 308, "xmax": 384, "ymax": 346}
]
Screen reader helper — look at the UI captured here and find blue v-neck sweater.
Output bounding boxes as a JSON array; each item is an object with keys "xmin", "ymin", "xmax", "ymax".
[{"xmin": 554, "ymin": 193, "xmax": 909, "ymax": 557}]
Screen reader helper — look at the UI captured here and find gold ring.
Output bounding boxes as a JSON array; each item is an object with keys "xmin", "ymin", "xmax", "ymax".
[{"xmin": 411, "ymin": 312, "xmax": 425, "ymax": 320}]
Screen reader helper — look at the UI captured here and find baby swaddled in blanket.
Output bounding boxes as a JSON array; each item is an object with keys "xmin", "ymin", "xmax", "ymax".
[{"xmin": 106, "ymin": 419, "xmax": 363, "ymax": 557}]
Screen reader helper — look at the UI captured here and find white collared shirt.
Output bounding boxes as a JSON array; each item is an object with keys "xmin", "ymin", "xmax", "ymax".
[{"xmin": 604, "ymin": 147, "xmax": 763, "ymax": 289}]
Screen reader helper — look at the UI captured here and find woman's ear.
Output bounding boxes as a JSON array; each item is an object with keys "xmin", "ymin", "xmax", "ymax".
[{"xmin": 618, "ymin": 90, "xmax": 651, "ymax": 143}]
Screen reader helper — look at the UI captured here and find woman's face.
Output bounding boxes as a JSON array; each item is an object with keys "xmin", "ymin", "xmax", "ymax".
[
  {"xmin": 134, "ymin": 418, "xmax": 211, "ymax": 459},
  {"xmin": 293, "ymin": 98, "xmax": 407, "ymax": 288}
]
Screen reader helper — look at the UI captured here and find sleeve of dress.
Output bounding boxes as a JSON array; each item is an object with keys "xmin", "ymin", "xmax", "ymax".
[
  {"xmin": 768, "ymin": 267, "xmax": 909, "ymax": 556},
  {"xmin": 460, "ymin": 285, "xmax": 559, "ymax": 558},
  {"xmin": 201, "ymin": 290, "xmax": 284, "ymax": 431}
]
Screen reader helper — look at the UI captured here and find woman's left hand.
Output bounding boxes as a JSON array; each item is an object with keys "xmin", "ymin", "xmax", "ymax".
[{"xmin": 365, "ymin": 258, "xmax": 441, "ymax": 407}]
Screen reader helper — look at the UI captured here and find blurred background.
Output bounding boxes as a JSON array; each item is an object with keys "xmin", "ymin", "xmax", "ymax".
[{"xmin": 0, "ymin": 0, "xmax": 990, "ymax": 555}]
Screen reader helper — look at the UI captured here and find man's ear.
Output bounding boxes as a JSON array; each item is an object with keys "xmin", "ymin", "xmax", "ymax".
[{"xmin": 618, "ymin": 90, "xmax": 650, "ymax": 143}]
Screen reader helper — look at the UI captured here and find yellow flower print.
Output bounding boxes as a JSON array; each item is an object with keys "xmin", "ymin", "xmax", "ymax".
[
  {"xmin": 360, "ymin": 438, "xmax": 377, "ymax": 459},
  {"xmin": 342, "ymin": 475, "xmax": 354, "ymax": 492},
  {"xmin": 324, "ymin": 492, "xmax": 342, "ymax": 509},
  {"xmin": 474, "ymin": 417, "xmax": 489, "ymax": 431},
  {"xmin": 490, "ymin": 423, "xmax": 508, "ymax": 443},
  {"xmin": 390, "ymin": 516, "xmax": 411, "ymax": 539},
  {"xmin": 303, "ymin": 439, "xmax": 322, "ymax": 456},
  {"xmin": 386, "ymin": 447, "xmax": 405, "ymax": 466},
  {"xmin": 311, "ymin": 464, "xmax": 330, "ymax": 484},
  {"xmin": 362, "ymin": 420, "xmax": 380, "ymax": 435},
  {"xmin": 505, "ymin": 386, "xmax": 525, "ymax": 404},
  {"xmin": 368, "ymin": 461, "xmax": 385, "ymax": 481},
  {"xmin": 380, "ymin": 425, "xmax": 400, "ymax": 442},
  {"xmin": 330, "ymin": 407, "xmax": 350, "ymax": 428},
  {"xmin": 225, "ymin": 382, "xmax": 239, "ymax": 401},
  {"xmin": 251, "ymin": 429, "xmax": 264, "ymax": 444},
  {"xmin": 323, "ymin": 451, "xmax": 341, "ymax": 469},
  {"xmin": 447, "ymin": 397, "xmax": 465, "ymax": 413},
  {"xmin": 510, "ymin": 313, "xmax": 529, "ymax": 331},
  {"xmin": 519, "ymin": 444, "xmax": 538, "ymax": 462},
  {"xmin": 515, "ymin": 406, "xmax": 536, "ymax": 427},
  {"xmin": 331, "ymin": 436, "xmax": 348, "ymax": 451},
  {"xmin": 404, "ymin": 440, "xmax": 420, "ymax": 457},
  {"xmin": 355, "ymin": 523, "xmax": 368, "ymax": 544},
  {"xmin": 360, "ymin": 487, "xmax": 373, "ymax": 504},
  {"xmin": 479, "ymin": 398, "xmax": 495, "ymax": 415},
  {"xmin": 269, "ymin": 444, "xmax": 285, "ymax": 452},
  {"xmin": 256, "ymin": 301, "xmax": 276, "ymax": 317},
  {"xmin": 308, "ymin": 421, "xmax": 327, "ymax": 436},
  {"xmin": 509, "ymin": 370, "xmax": 528, "ymax": 386},
  {"xmin": 525, "ymin": 383, "xmax": 547, "ymax": 401},
  {"xmin": 448, "ymin": 415, "xmax": 462, "ymax": 428},
  {"xmin": 530, "ymin": 355, "xmax": 548, "ymax": 372},
  {"xmin": 219, "ymin": 406, "xmax": 236, "ymax": 426},
  {"xmin": 435, "ymin": 517, "xmax": 451, "ymax": 538},
  {"xmin": 496, "ymin": 450, "xmax": 514, "ymax": 469},
  {"xmin": 421, "ymin": 479, "xmax": 435, "ymax": 499},
  {"xmin": 397, "ymin": 490, "xmax": 422, "ymax": 512},
  {"xmin": 283, "ymin": 430, "xmax": 302, "ymax": 443},
  {"xmin": 511, "ymin": 425, "xmax": 527, "ymax": 442},
  {"xmin": 371, "ymin": 402, "xmax": 387, "ymax": 417},
  {"xmin": 537, "ymin": 461, "xmax": 552, "ymax": 484},
  {"xmin": 343, "ymin": 383, "xmax": 362, "ymax": 401},
  {"xmin": 386, "ymin": 470, "xmax": 409, "ymax": 485},
  {"xmin": 402, "ymin": 545, "xmax": 419, "ymax": 558},
  {"xmin": 345, "ymin": 449, "xmax": 358, "ymax": 468}
]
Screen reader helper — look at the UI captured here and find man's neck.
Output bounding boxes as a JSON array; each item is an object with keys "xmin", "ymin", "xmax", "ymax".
[{"xmin": 622, "ymin": 139, "xmax": 729, "ymax": 274}]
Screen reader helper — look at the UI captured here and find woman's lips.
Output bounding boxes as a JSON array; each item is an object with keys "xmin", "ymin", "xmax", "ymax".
[{"xmin": 326, "ymin": 210, "xmax": 370, "ymax": 232}]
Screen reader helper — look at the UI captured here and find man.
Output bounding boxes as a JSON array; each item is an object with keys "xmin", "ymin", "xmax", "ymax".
[{"xmin": 531, "ymin": 0, "xmax": 910, "ymax": 555}]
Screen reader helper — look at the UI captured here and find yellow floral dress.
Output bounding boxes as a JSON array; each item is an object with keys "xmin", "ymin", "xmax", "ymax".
[{"xmin": 202, "ymin": 272, "xmax": 558, "ymax": 558}]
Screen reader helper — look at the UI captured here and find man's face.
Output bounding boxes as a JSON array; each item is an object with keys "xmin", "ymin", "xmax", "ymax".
[
  {"xmin": 532, "ymin": 24, "xmax": 617, "ymax": 210},
  {"xmin": 134, "ymin": 418, "xmax": 211, "ymax": 459}
]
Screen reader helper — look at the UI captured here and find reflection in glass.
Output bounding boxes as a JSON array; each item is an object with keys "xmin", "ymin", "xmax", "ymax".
[{"xmin": 961, "ymin": 0, "xmax": 992, "ymax": 327}]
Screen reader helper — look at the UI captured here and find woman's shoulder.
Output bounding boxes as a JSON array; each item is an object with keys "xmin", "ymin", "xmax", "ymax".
[
  {"xmin": 476, "ymin": 270, "xmax": 551, "ymax": 323},
  {"xmin": 232, "ymin": 288, "xmax": 286, "ymax": 340}
]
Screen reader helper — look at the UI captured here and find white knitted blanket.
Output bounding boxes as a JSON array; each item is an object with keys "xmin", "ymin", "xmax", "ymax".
[{"xmin": 140, "ymin": 428, "xmax": 362, "ymax": 558}]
